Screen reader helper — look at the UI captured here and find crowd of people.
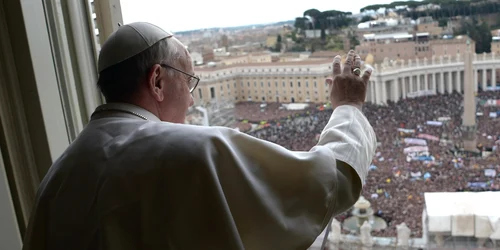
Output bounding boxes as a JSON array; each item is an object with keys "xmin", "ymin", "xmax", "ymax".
[
  {"xmin": 235, "ymin": 90, "xmax": 500, "ymax": 238},
  {"xmin": 234, "ymin": 102, "xmax": 308, "ymax": 122}
]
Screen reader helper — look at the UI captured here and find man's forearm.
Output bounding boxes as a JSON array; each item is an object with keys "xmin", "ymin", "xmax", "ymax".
[{"xmin": 315, "ymin": 105, "xmax": 377, "ymax": 185}]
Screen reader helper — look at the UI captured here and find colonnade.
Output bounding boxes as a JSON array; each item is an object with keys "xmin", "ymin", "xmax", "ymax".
[{"xmin": 366, "ymin": 53, "xmax": 500, "ymax": 104}]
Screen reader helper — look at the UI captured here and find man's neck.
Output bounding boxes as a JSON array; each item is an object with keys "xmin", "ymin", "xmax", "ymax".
[{"xmin": 97, "ymin": 102, "xmax": 161, "ymax": 122}]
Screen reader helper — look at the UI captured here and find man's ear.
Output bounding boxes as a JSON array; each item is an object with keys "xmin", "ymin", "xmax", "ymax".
[{"xmin": 147, "ymin": 64, "xmax": 165, "ymax": 102}]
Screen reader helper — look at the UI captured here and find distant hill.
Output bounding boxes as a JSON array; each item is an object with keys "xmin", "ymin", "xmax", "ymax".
[{"xmin": 175, "ymin": 20, "xmax": 294, "ymax": 35}]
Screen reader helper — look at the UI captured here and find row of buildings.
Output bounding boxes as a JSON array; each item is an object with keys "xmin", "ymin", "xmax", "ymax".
[
  {"xmin": 355, "ymin": 33, "xmax": 475, "ymax": 63},
  {"xmin": 354, "ymin": 15, "xmax": 500, "ymax": 63},
  {"xmin": 192, "ymin": 37, "xmax": 500, "ymax": 107}
]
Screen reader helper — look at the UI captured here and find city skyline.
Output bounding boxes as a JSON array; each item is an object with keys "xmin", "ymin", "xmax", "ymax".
[{"xmin": 120, "ymin": 0, "xmax": 398, "ymax": 32}]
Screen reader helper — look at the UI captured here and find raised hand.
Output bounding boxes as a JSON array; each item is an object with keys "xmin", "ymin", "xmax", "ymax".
[{"xmin": 327, "ymin": 50, "xmax": 372, "ymax": 110}]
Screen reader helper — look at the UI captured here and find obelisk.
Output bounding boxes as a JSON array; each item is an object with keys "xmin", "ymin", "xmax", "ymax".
[{"xmin": 462, "ymin": 38, "xmax": 478, "ymax": 152}]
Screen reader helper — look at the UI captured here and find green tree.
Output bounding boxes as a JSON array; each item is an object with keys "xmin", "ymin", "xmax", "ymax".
[
  {"xmin": 303, "ymin": 9, "xmax": 322, "ymax": 29},
  {"xmin": 275, "ymin": 35, "xmax": 282, "ymax": 52},
  {"xmin": 320, "ymin": 29, "xmax": 326, "ymax": 41},
  {"xmin": 361, "ymin": 15, "xmax": 375, "ymax": 23},
  {"xmin": 296, "ymin": 8, "xmax": 354, "ymax": 39},
  {"xmin": 294, "ymin": 17, "xmax": 307, "ymax": 30},
  {"xmin": 348, "ymin": 32, "xmax": 360, "ymax": 50},
  {"xmin": 438, "ymin": 18, "xmax": 448, "ymax": 27},
  {"xmin": 459, "ymin": 18, "xmax": 492, "ymax": 53},
  {"xmin": 304, "ymin": 9, "xmax": 322, "ymax": 21},
  {"xmin": 325, "ymin": 35, "xmax": 345, "ymax": 51},
  {"xmin": 289, "ymin": 31, "xmax": 298, "ymax": 42}
]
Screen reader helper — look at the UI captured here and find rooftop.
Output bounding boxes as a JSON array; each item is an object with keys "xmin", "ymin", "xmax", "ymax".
[
  {"xmin": 310, "ymin": 51, "xmax": 340, "ymax": 58},
  {"xmin": 363, "ymin": 32, "xmax": 415, "ymax": 40},
  {"xmin": 195, "ymin": 58, "xmax": 331, "ymax": 72},
  {"xmin": 430, "ymin": 35, "xmax": 472, "ymax": 44}
]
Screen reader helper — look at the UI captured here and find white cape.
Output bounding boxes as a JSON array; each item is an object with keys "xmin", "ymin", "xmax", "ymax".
[{"xmin": 22, "ymin": 103, "xmax": 376, "ymax": 250}]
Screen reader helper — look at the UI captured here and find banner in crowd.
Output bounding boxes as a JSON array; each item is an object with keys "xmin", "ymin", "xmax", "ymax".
[
  {"xmin": 407, "ymin": 90, "xmax": 434, "ymax": 99},
  {"xmin": 467, "ymin": 182, "xmax": 488, "ymax": 188},
  {"xmin": 404, "ymin": 146, "xmax": 429, "ymax": 154},
  {"xmin": 437, "ymin": 117, "xmax": 451, "ymax": 122},
  {"xmin": 397, "ymin": 128, "xmax": 415, "ymax": 134},
  {"xmin": 408, "ymin": 151, "xmax": 430, "ymax": 158},
  {"xmin": 404, "ymin": 138, "xmax": 428, "ymax": 146},
  {"xmin": 485, "ymin": 169, "xmax": 496, "ymax": 177},
  {"xmin": 485, "ymin": 86, "xmax": 500, "ymax": 91},
  {"xmin": 485, "ymin": 99, "xmax": 500, "ymax": 107},
  {"xmin": 410, "ymin": 171, "xmax": 422, "ymax": 178},
  {"xmin": 407, "ymin": 156, "xmax": 434, "ymax": 162},
  {"xmin": 487, "ymin": 111, "xmax": 500, "ymax": 118},
  {"xmin": 417, "ymin": 134, "xmax": 440, "ymax": 141},
  {"xmin": 426, "ymin": 121, "xmax": 443, "ymax": 126},
  {"xmin": 415, "ymin": 156, "xmax": 434, "ymax": 161}
]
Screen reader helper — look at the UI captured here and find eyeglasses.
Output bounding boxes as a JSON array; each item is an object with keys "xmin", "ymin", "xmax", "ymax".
[{"xmin": 160, "ymin": 64, "xmax": 200, "ymax": 93}]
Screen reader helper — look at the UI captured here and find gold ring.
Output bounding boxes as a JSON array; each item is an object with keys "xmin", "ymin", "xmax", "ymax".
[{"xmin": 352, "ymin": 68, "xmax": 361, "ymax": 76}]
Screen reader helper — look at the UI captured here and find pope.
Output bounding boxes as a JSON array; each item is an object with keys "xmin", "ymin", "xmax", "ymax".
[{"xmin": 22, "ymin": 22, "xmax": 376, "ymax": 250}]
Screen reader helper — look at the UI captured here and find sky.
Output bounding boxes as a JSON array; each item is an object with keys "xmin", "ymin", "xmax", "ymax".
[{"xmin": 120, "ymin": 0, "xmax": 403, "ymax": 32}]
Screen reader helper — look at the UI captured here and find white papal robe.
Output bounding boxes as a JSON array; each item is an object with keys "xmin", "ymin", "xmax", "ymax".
[{"xmin": 22, "ymin": 102, "xmax": 376, "ymax": 250}]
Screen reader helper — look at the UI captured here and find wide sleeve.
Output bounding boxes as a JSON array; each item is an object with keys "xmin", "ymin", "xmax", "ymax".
[{"xmin": 203, "ymin": 105, "xmax": 377, "ymax": 250}]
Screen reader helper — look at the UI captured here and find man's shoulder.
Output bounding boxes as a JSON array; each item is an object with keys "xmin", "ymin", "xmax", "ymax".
[
  {"xmin": 142, "ymin": 122, "xmax": 238, "ymax": 148},
  {"xmin": 150, "ymin": 122, "xmax": 230, "ymax": 137},
  {"xmin": 79, "ymin": 119, "xmax": 241, "ymax": 157}
]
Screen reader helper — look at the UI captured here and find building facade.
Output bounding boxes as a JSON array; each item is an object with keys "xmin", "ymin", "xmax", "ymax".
[
  {"xmin": 192, "ymin": 52, "xmax": 500, "ymax": 107},
  {"xmin": 215, "ymin": 52, "xmax": 273, "ymax": 66},
  {"xmin": 194, "ymin": 59, "xmax": 333, "ymax": 105},
  {"xmin": 355, "ymin": 33, "xmax": 473, "ymax": 63},
  {"xmin": 492, "ymin": 37, "xmax": 500, "ymax": 55},
  {"xmin": 416, "ymin": 16, "xmax": 444, "ymax": 39}
]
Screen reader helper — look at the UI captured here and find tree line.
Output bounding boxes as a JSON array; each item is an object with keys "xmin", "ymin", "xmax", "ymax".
[
  {"xmin": 294, "ymin": 8, "xmax": 354, "ymax": 34},
  {"xmin": 293, "ymin": 0, "xmax": 500, "ymax": 34},
  {"xmin": 361, "ymin": 0, "xmax": 500, "ymax": 20},
  {"xmin": 291, "ymin": 0, "xmax": 499, "ymax": 53}
]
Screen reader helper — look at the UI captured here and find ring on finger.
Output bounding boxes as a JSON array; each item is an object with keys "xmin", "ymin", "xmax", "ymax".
[{"xmin": 352, "ymin": 68, "xmax": 361, "ymax": 76}]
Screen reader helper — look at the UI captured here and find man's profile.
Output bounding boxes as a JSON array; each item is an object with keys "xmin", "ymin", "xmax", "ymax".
[{"xmin": 22, "ymin": 22, "xmax": 376, "ymax": 250}]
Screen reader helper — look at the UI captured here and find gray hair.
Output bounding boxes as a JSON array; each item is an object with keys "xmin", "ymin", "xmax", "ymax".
[{"xmin": 97, "ymin": 37, "xmax": 187, "ymax": 102}]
